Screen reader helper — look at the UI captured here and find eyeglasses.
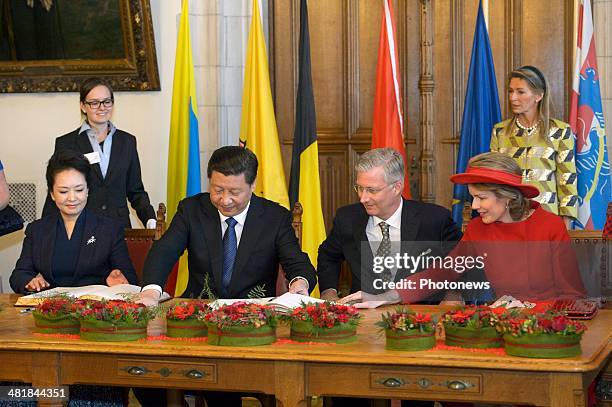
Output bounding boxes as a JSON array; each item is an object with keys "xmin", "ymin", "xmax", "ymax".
[
  {"xmin": 353, "ymin": 184, "xmax": 392, "ymax": 195},
  {"xmin": 83, "ymin": 99, "xmax": 114, "ymax": 109}
]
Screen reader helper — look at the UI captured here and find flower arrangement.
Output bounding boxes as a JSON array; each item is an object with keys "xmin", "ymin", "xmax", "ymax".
[
  {"xmin": 377, "ymin": 307, "xmax": 435, "ymax": 351},
  {"xmin": 497, "ymin": 310, "xmax": 587, "ymax": 358},
  {"xmin": 204, "ymin": 302, "xmax": 277, "ymax": 346},
  {"xmin": 32, "ymin": 296, "xmax": 79, "ymax": 334},
  {"xmin": 75, "ymin": 299, "xmax": 155, "ymax": 341},
  {"xmin": 165, "ymin": 300, "xmax": 210, "ymax": 338},
  {"xmin": 287, "ymin": 302, "xmax": 361, "ymax": 344},
  {"xmin": 441, "ymin": 305, "xmax": 503, "ymax": 348}
]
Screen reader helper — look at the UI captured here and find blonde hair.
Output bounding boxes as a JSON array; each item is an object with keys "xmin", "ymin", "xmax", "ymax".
[
  {"xmin": 503, "ymin": 65, "xmax": 551, "ymax": 143},
  {"xmin": 468, "ymin": 152, "xmax": 530, "ymax": 221}
]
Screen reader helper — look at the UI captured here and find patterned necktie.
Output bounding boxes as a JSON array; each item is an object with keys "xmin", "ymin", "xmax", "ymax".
[
  {"xmin": 221, "ymin": 217, "xmax": 238, "ymax": 297},
  {"xmin": 376, "ymin": 221, "xmax": 393, "ymax": 282}
]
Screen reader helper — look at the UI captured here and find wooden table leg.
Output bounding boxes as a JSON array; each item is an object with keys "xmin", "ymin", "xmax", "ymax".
[
  {"xmin": 31, "ymin": 352, "xmax": 64, "ymax": 407},
  {"xmin": 548, "ymin": 373, "xmax": 587, "ymax": 407},
  {"xmin": 274, "ymin": 361, "xmax": 307, "ymax": 407}
]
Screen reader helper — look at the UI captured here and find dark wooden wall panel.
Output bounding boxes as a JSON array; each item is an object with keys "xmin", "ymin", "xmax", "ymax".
[
  {"xmin": 272, "ymin": 0, "xmax": 573, "ymax": 231},
  {"xmin": 357, "ymin": 0, "xmax": 380, "ymax": 135},
  {"xmin": 521, "ymin": 0, "xmax": 570, "ymax": 119},
  {"xmin": 310, "ymin": 0, "xmax": 346, "ymax": 131}
]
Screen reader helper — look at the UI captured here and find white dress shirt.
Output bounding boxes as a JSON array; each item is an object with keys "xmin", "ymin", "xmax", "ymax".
[
  {"xmin": 366, "ymin": 200, "xmax": 403, "ymax": 279},
  {"xmin": 366, "ymin": 199, "xmax": 403, "ymax": 253}
]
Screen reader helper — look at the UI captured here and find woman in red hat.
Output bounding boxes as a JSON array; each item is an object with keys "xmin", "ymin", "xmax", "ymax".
[{"xmin": 340, "ymin": 152, "xmax": 585, "ymax": 306}]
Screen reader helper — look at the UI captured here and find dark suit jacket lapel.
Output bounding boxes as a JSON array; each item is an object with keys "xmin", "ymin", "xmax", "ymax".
[
  {"xmin": 399, "ymin": 200, "xmax": 422, "ymax": 280},
  {"xmin": 400, "ymin": 199, "xmax": 420, "ymax": 244},
  {"xmin": 230, "ymin": 196, "xmax": 264, "ymax": 293},
  {"xmin": 72, "ymin": 210, "xmax": 98, "ymax": 283},
  {"xmin": 200, "ymin": 196, "xmax": 223, "ymax": 293},
  {"xmin": 104, "ymin": 130, "xmax": 124, "ymax": 183},
  {"xmin": 353, "ymin": 206, "xmax": 373, "ymax": 273},
  {"xmin": 40, "ymin": 215, "xmax": 58, "ymax": 283},
  {"xmin": 76, "ymin": 130, "xmax": 104, "ymax": 182}
]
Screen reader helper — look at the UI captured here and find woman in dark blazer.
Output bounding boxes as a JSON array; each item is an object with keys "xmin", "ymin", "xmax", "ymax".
[
  {"xmin": 10, "ymin": 150, "xmax": 137, "ymax": 294},
  {"xmin": 42, "ymin": 78, "xmax": 155, "ymax": 228}
]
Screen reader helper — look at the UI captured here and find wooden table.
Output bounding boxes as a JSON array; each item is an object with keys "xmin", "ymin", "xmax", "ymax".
[{"xmin": 0, "ymin": 294, "xmax": 610, "ymax": 407}]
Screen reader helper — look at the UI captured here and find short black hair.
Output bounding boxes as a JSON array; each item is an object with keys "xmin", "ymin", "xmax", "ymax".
[
  {"xmin": 207, "ymin": 146, "xmax": 258, "ymax": 185},
  {"xmin": 46, "ymin": 150, "xmax": 91, "ymax": 191}
]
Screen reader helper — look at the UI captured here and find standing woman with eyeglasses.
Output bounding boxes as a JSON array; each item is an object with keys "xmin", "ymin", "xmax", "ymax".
[
  {"xmin": 490, "ymin": 66, "xmax": 578, "ymax": 228},
  {"xmin": 42, "ymin": 78, "xmax": 156, "ymax": 228}
]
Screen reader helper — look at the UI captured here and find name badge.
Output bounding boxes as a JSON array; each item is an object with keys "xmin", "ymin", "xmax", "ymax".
[{"xmin": 84, "ymin": 152, "xmax": 101, "ymax": 164}]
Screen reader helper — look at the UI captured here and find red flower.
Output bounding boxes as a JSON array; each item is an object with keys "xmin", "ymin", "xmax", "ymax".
[
  {"xmin": 537, "ymin": 318, "xmax": 553, "ymax": 330},
  {"xmin": 412, "ymin": 313, "xmax": 432, "ymax": 324},
  {"xmin": 377, "ymin": 307, "xmax": 435, "ymax": 333},
  {"xmin": 289, "ymin": 302, "xmax": 361, "ymax": 328},
  {"xmin": 551, "ymin": 315, "xmax": 568, "ymax": 332},
  {"xmin": 204, "ymin": 302, "xmax": 275, "ymax": 329},
  {"xmin": 491, "ymin": 307, "xmax": 506, "ymax": 316}
]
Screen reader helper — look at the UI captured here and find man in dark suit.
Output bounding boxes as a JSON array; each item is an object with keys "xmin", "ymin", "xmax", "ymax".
[
  {"xmin": 139, "ymin": 146, "xmax": 316, "ymax": 304},
  {"xmin": 136, "ymin": 146, "xmax": 315, "ymax": 407},
  {"xmin": 318, "ymin": 147, "xmax": 462, "ymax": 304},
  {"xmin": 317, "ymin": 148, "xmax": 461, "ymax": 407}
]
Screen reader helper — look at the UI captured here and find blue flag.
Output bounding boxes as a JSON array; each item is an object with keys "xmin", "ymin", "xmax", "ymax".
[{"xmin": 451, "ymin": 0, "xmax": 502, "ymax": 225}]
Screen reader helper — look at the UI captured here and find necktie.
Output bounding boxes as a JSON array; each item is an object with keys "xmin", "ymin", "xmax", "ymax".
[
  {"xmin": 221, "ymin": 217, "xmax": 238, "ymax": 297},
  {"xmin": 376, "ymin": 221, "xmax": 393, "ymax": 282}
]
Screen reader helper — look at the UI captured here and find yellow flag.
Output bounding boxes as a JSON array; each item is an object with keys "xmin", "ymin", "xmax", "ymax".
[{"xmin": 239, "ymin": 0, "xmax": 289, "ymax": 208}]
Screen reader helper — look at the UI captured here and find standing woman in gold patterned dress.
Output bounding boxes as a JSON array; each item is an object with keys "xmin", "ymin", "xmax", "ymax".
[{"xmin": 490, "ymin": 65, "xmax": 578, "ymax": 227}]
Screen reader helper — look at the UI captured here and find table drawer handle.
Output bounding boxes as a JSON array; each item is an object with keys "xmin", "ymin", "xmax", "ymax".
[
  {"xmin": 185, "ymin": 369, "xmax": 205, "ymax": 379},
  {"xmin": 381, "ymin": 378, "xmax": 404, "ymax": 388},
  {"xmin": 127, "ymin": 366, "xmax": 147, "ymax": 376},
  {"xmin": 445, "ymin": 380, "xmax": 472, "ymax": 391}
]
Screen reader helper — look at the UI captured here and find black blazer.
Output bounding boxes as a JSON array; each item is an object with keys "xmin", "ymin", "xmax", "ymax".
[
  {"xmin": 9, "ymin": 209, "xmax": 138, "ymax": 294},
  {"xmin": 317, "ymin": 199, "xmax": 462, "ymax": 294},
  {"xmin": 42, "ymin": 127, "xmax": 155, "ymax": 227},
  {"xmin": 142, "ymin": 193, "xmax": 317, "ymax": 299}
]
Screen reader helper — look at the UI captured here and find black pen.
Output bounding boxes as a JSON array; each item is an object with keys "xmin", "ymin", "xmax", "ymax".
[{"xmin": 19, "ymin": 308, "xmax": 34, "ymax": 314}]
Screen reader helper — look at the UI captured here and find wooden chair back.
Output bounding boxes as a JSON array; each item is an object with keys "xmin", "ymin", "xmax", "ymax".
[
  {"xmin": 461, "ymin": 201, "xmax": 472, "ymax": 232},
  {"xmin": 568, "ymin": 202, "xmax": 611, "ymax": 299},
  {"xmin": 124, "ymin": 203, "xmax": 166, "ymax": 284},
  {"xmin": 275, "ymin": 202, "xmax": 303, "ymax": 295}
]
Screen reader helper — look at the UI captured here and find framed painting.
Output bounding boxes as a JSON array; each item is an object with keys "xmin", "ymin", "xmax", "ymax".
[{"xmin": 0, "ymin": 0, "xmax": 160, "ymax": 92}]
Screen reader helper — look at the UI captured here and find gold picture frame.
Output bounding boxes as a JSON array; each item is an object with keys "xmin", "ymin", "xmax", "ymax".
[{"xmin": 0, "ymin": 0, "xmax": 160, "ymax": 92}]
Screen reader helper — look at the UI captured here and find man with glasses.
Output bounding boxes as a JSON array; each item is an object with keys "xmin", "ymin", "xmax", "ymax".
[{"xmin": 317, "ymin": 147, "xmax": 462, "ymax": 303}]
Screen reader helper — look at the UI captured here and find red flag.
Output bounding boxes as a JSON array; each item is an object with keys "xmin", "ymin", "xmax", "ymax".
[{"xmin": 371, "ymin": 0, "xmax": 411, "ymax": 199}]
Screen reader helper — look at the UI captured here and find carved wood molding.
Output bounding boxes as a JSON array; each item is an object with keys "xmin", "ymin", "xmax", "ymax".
[
  {"xmin": 347, "ymin": 0, "xmax": 358, "ymax": 139},
  {"xmin": 564, "ymin": 0, "xmax": 575, "ymax": 117},
  {"xmin": 441, "ymin": 0, "xmax": 466, "ymax": 150},
  {"xmin": 419, "ymin": 0, "xmax": 435, "ymax": 203},
  {"xmin": 506, "ymin": 0, "xmax": 522, "ymax": 74}
]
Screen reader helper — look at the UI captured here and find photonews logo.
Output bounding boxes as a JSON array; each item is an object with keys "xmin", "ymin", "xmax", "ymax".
[{"xmin": 370, "ymin": 250, "xmax": 490, "ymax": 292}]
